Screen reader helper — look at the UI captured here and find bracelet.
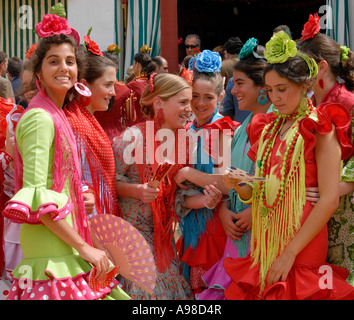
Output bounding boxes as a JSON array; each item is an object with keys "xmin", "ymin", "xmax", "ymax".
[{"xmin": 237, "ymin": 193, "xmax": 253, "ymax": 204}]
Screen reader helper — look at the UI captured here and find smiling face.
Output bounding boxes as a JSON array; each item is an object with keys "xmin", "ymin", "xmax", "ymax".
[
  {"xmin": 264, "ymin": 70, "xmax": 304, "ymax": 115},
  {"xmin": 37, "ymin": 43, "xmax": 77, "ymax": 104},
  {"xmin": 156, "ymin": 87, "xmax": 192, "ymax": 130},
  {"xmin": 231, "ymin": 70, "xmax": 262, "ymax": 112},
  {"xmin": 191, "ymin": 78, "xmax": 221, "ymax": 126},
  {"xmin": 84, "ymin": 66, "xmax": 116, "ymax": 114}
]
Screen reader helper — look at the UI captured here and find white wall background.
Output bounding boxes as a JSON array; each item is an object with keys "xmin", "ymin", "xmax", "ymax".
[{"xmin": 67, "ymin": 0, "xmax": 116, "ymax": 52}]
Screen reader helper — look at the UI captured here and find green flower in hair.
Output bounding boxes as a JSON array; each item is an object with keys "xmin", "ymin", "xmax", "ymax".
[
  {"xmin": 238, "ymin": 37, "xmax": 258, "ymax": 60},
  {"xmin": 340, "ymin": 46, "xmax": 350, "ymax": 62},
  {"xmin": 264, "ymin": 31, "xmax": 297, "ymax": 64}
]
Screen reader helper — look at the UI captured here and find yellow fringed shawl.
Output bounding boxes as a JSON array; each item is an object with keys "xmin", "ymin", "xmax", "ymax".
[{"xmin": 251, "ymin": 118, "xmax": 307, "ymax": 292}]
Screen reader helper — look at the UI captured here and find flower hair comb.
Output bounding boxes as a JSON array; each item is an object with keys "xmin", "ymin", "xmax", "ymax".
[
  {"xmin": 83, "ymin": 27, "xmax": 103, "ymax": 56},
  {"xmin": 35, "ymin": 3, "xmax": 80, "ymax": 46},
  {"xmin": 149, "ymin": 72, "xmax": 158, "ymax": 93},
  {"xmin": 300, "ymin": 13, "xmax": 321, "ymax": 41}
]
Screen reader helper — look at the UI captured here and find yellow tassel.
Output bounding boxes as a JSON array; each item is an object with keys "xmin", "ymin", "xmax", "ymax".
[{"xmin": 250, "ymin": 127, "xmax": 307, "ymax": 293}]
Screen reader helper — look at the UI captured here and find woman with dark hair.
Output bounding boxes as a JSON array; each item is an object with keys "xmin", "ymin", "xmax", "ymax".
[
  {"xmin": 2, "ymin": 12, "xmax": 129, "ymax": 300},
  {"xmin": 125, "ymin": 51, "xmax": 157, "ymax": 125},
  {"xmin": 64, "ymin": 36, "xmax": 120, "ymax": 219},
  {"xmin": 222, "ymin": 31, "xmax": 354, "ymax": 300},
  {"xmin": 297, "ymin": 14, "xmax": 354, "ymax": 109},
  {"xmin": 297, "ymin": 13, "xmax": 354, "ymax": 286}
]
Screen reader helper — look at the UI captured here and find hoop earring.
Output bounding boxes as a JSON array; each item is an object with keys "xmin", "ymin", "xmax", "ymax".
[
  {"xmin": 257, "ymin": 89, "xmax": 268, "ymax": 106},
  {"xmin": 74, "ymin": 82, "xmax": 91, "ymax": 97}
]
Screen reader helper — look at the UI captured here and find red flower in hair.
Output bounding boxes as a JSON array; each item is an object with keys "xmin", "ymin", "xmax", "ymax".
[
  {"xmin": 300, "ymin": 13, "xmax": 321, "ymax": 40},
  {"xmin": 25, "ymin": 43, "xmax": 39, "ymax": 59},
  {"xmin": 35, "ymin": 14, "xmax": 72, "ymax": 38},
  {"xmin": 84, "ymin": 35, "xmax": 103, "ymax": 56}
]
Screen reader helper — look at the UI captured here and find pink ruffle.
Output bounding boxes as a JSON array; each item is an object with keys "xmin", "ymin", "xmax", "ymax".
[
  {"xmin": 224, "ymin": 255, "xmax": 354, "ymax": 300},
  {"xmin": 2, "ymin": 199, "xmax": 73, "ymax": 224},
  {"xmin": 6, "ymin": 270, "xmax": 120, "ymax": 300},
  {"xmin": 299, "ymin": 103, "xmax": 353, "ymax": 162}
]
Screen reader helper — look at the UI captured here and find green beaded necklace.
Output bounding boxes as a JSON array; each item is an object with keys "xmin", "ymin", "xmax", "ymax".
[{"xmin": 259, "ymin": 99, "xmax": 314, "ymax": 217}]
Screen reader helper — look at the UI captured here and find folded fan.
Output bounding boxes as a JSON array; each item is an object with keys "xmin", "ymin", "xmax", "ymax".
[
  {"xmin": 226, "ymin": 166, "xmax": 266, "ymax": 184},
  {"xmin": 88, "ymin": 214, "xmax": 156, "ymax": 294},
  {"xmin": 148, "ymin": 159, "xmax": 175, "ymax": 188}
]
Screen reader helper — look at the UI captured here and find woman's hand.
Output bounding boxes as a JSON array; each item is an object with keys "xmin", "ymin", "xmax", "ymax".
[
  {"xmin": 83, "ymin": 191, "xmax": 95, "ymax": 216},
  {"xmin": 222, "ymin": 172, "xmax": 241, "ymax": 190},
  {"xmin": 233, "ymin": 206, "xmax": 252, "ymax": 232},
  {"xmin": 305, "ymin": 187, "xmax": 319, "ymax": 206},
  {"xmin": 266, "ymin": 247, "xmax": 296, "ymax": 286},
  {"xmin": 203, "ymin": 183, "xmax": 222, "ymax": 209},
  {"xmin": 136, "ymin": 183, "xmax": 160, "ymax": 203},
  {"xmin": 219, "ymin": 203, "xmax": 245, "ymax": 240},
  {"xmin": 174, "ymin": 167, "xmax": 189, "ymax": 189},
  {"xmin": 77, "ymin": 244, "xmax": 111, "ymax": 280}
]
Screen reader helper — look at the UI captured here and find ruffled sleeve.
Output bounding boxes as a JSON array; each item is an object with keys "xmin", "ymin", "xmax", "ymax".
[
  {"xmin": 2, "ymin": 109, "xmax": 72, "ymax": 224},
  {"xmin": 299, "ymin": 103, "xmax": 353, "ymax": 163},
  {"xmin": 246, "ymin": 112, "xmax": 277, "ymax": 162}
]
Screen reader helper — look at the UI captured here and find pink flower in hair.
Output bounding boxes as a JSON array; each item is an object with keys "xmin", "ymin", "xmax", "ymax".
[{"xmin": 35, "ymin": 14, "xmax": 72, "ymax": 38}]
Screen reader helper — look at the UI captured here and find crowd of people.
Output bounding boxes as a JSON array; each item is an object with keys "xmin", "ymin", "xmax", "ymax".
[{"xmin": 0, "ymin": 6, "xmax": 353, "ymax": 301}]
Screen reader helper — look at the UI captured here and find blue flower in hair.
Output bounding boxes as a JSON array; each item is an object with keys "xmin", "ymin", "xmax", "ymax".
[
  {"xmin": 193, "ymin": 50, "xmax": 222, "ymax": 73},
  {"xmin": 188, "ymin": 57, "xmax": 197, "ymax": 71},
  {"xmin": 238, "ymin": 37, "xmax": 258, "ymax": 60}
]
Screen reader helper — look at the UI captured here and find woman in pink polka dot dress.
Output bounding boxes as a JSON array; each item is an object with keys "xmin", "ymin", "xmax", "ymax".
[{"xmin": 2, "ymin": 13, "xmax": 130, "ymax": 300}]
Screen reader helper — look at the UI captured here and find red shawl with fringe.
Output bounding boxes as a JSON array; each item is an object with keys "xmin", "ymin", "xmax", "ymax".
[
  {"xmin": 64, "ymin": 99, "xmax": 121, "ymax": 217},
  {"xmin": 133, "ymin": 120, "xmax": 186, "ymax": 273}
]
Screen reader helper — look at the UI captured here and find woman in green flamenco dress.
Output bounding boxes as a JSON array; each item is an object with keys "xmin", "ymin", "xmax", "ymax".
[{"xmin": 2, "ymin": 12, "xmax": 129, "ymax": 300}]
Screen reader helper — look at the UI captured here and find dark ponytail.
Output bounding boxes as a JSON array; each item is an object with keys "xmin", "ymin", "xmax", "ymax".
[{"xmin": 133, "ymin": 52, "xmax": 156, "ymax": 78}]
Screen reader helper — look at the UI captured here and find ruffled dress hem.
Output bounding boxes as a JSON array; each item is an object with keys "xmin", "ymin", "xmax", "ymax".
[
  {"xmin": 224, "ymin": 256, "xmax": 354, "ymax": 300},
  {"xmin": 7, "ymin": 270, "xmax": 128, "ymax": 300}
]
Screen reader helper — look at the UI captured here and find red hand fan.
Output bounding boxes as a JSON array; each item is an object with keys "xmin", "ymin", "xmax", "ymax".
[
  {"xmin": 88, "ymin": 265, "xmax": 120, "ymax": 292},
  {"xmin": 148, "ymin": 159, "xmax": 175, "ymax": 188},
  {"xmin": 88, "ymin": 215, "xmax": 156, "ymax": 295}
]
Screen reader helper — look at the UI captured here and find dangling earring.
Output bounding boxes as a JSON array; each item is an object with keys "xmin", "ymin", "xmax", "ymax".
[
  {"xmin": 79, "ymin": 96, "xmax": 91, "ymax": 107},
  {"xmin": 155, "ymin": 108, "xmax": 165, "ymax": 130},
  {"xmin": 257, "ymin": 89, "xmax": 268, "ymax": 106},
  {"xmin": 319, "ymin": 79, "xmax": 325, "ymax": 89},
  {"xmin": 36, "ymin": 77, "xmax": 46, "ymax": 96},
  {"xmin": 74, "ymin": 82, "xmax": 91, "ymax": 107},
  {"xmin": 74, "ymin": 82, "xmax": 91, "ymax": 97},
  {"xmin": 298, "ymin": 90, "xmax": 308, "ymax": 116},
  {"xmin": 272, "ymin": 104, "xmax": 279, "ymax": 116}
]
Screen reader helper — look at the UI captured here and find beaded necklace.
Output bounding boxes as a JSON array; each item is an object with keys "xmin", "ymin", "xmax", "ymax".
[{"xmin": 259, "ymin": 100, "xmax": 314, "ymax": 217}]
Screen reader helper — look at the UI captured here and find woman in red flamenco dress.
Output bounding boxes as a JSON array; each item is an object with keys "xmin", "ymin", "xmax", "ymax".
[{"xmin": 222, "ymin": 32, "xmax": 354, "ymax": 300}]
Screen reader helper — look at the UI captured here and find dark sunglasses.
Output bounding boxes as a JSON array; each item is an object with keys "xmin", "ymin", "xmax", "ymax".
[{"xmin": 185, "ymin": 44, "xmax": 198, "ymax": 49}]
